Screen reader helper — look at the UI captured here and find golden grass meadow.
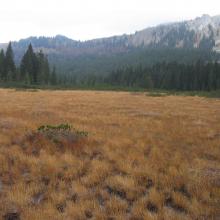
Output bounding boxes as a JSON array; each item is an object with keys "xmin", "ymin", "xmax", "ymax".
[{"xmin": 0, "ymin": 88, "xmax": 220, "ymax": 220}]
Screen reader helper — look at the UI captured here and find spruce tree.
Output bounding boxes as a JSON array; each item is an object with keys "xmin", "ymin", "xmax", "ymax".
[
  {"xmin": 20, "ymin": 44, "xmax": 38, "ymax": 84},
  {"xmin": 20, "ymin": 44, "xmax": 51, "ymax": 84},
  {"xmin": 35, "ymin": 50, "xmax": 51, "ymax": 84},
  {"xmin": 0, "ymin": 49, "xmax": 5, "ymax": 81},
  {"xmin": 4, "ymin": 42, "xmax": 16, "ymax": 81},
  {"xmin": 51, "ymin": 66, "xmax": 57, "ymax": 85},
  {"xmin": 36, "ymin": 50, "xmax": 45, "ymax": 83},
  {"xmin": 43, "ymin": 56, "xmax": 50, "ymax": 84}
]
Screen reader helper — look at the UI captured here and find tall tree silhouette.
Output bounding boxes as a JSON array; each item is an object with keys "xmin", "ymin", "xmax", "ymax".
[
  {"xmin": 0, "ymin": 49, "xmax": 5, "ymax": 80},
  {"xmin": 20, "ymin": 44, "xmax": 39, "ymax": 83},
  {"xmin": 20, "ymin": 44, "xmax": 51, "ymax": 84},
  {"xmin": 4, "ymin": 42, "xmax": 16, "ymax": 81},
  {"xmin": 51, "ymin": 66, "xmax": 57, "ymax": 85}
]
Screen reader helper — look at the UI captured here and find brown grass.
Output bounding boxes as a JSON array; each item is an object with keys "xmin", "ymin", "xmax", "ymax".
[{"xmin": 0, "ymin": 89, "xmax": 220, "ymax": 220}]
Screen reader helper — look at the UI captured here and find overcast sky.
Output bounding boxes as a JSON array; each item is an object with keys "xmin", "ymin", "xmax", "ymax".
[{"xmin": 0, "ymin": 0, "xmax": 219, "ymax": 42}]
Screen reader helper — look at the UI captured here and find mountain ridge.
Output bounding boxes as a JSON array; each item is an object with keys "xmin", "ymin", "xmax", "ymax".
[
  {"xmin": 1, "ymin": 14, "xmax": 220, "ymax": 53},
  {"xmin": 0, "ymin": 14, "xmax": 220, "ymax": 76}
]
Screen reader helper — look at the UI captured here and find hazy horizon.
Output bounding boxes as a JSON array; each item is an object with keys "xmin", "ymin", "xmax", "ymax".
[{"xmin": 0, "ymin": 0, "xmax": 219, "ymax": 43}]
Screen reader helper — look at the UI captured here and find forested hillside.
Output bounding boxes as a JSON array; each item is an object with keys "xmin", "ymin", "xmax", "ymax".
[
  {"xmin": 0, "ymin": 43, "xmax": 220, "ymax": 91},
  {"xmin": 0, "ymin": 15, "xmax": 220, "ymax": 91},
  {"xmin": 0, "ymin": 14, "xmax": 220, "ymax": 77}
]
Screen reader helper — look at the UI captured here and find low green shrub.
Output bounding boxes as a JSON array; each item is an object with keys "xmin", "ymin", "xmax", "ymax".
[
  {"xmin": 35, "ymin": 123, "xmax": 88, "ymax": 152},
  {"xmin": 38, "ymin": 124, "xmax": 72, "ymax": 132}
]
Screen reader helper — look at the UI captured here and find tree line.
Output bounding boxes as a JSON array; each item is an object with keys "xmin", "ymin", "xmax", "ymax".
[
  {"xmin": 105, "ymin": 61, "xmax": 220, "ymax": 91},
  {"xmin": 56, "ymin": 60, "xmax": 220, "ymax": 91},
  {"xmin": 0, "ymin": 42, "xmax": 220, "ymax": 91},
  {"xmin": 0, "ymin": 42, "xmax": 57, "ymax": 85}
]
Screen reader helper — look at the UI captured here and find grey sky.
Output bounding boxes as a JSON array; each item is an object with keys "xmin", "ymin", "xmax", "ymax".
[{"xmin": 0, "ymin": 0, "xmax": 219, "ymax": 42}]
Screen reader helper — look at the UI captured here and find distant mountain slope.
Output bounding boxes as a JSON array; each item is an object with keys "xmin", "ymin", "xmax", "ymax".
[
  {"xmin": 1, "ymin": 14, "xmax": 219, "ymax": 55},
  {"xmin": 128, "ymin": 14, "xmax": 220, "ymax": 51},
  {"xmin": 0, "ymin": 14, "xmax": 220, "ymax": 75}
]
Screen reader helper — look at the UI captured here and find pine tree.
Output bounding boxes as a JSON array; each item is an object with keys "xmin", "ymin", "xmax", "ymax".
[
  {"xmin": 51, "ymin": 66, "xmax": 57, "ymax": 85},
  {"xmin": 4, "ymin": 42, "xmax": 16, "ymax": 81},
  {"xmin": 20, "ymin": 44, "xmax": 39, "ymax": 84},
  {"xmin": 215, "ymin": 61, "xmax": 220, "ymax": 89},
  {"xmin": 20, "ymin": 44, "xmax": 51, "ymax": 84},
  {"xmin": 36, "ymin": 50, "xmax": 51, "ymax": 84},
  {"xmin": 36, "ymin": 50, "xmax": 45, "ymax": 83},
  {"xmin": 0, "ymin": 49, "xmax": 5, "ymax": 81}
]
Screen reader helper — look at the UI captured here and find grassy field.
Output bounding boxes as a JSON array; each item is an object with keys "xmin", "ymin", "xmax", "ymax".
[{"xmin": 0, "ymin": 89, "xmax": 219, "ymax": 220}]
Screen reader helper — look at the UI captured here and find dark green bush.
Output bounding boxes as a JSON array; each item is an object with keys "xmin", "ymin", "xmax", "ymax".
[
  {"xmin": 38, "ymin": 124, "xmax": 72, "ymax": 132},
  {"xmin": 37, "ymin": 124, "xmax": 88, "ymax": 139}
]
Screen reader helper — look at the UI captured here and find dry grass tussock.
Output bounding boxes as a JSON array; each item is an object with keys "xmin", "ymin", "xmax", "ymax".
[{"xmin": 0, "ymin": 88, "xmax": 220, "ymax": 220}]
